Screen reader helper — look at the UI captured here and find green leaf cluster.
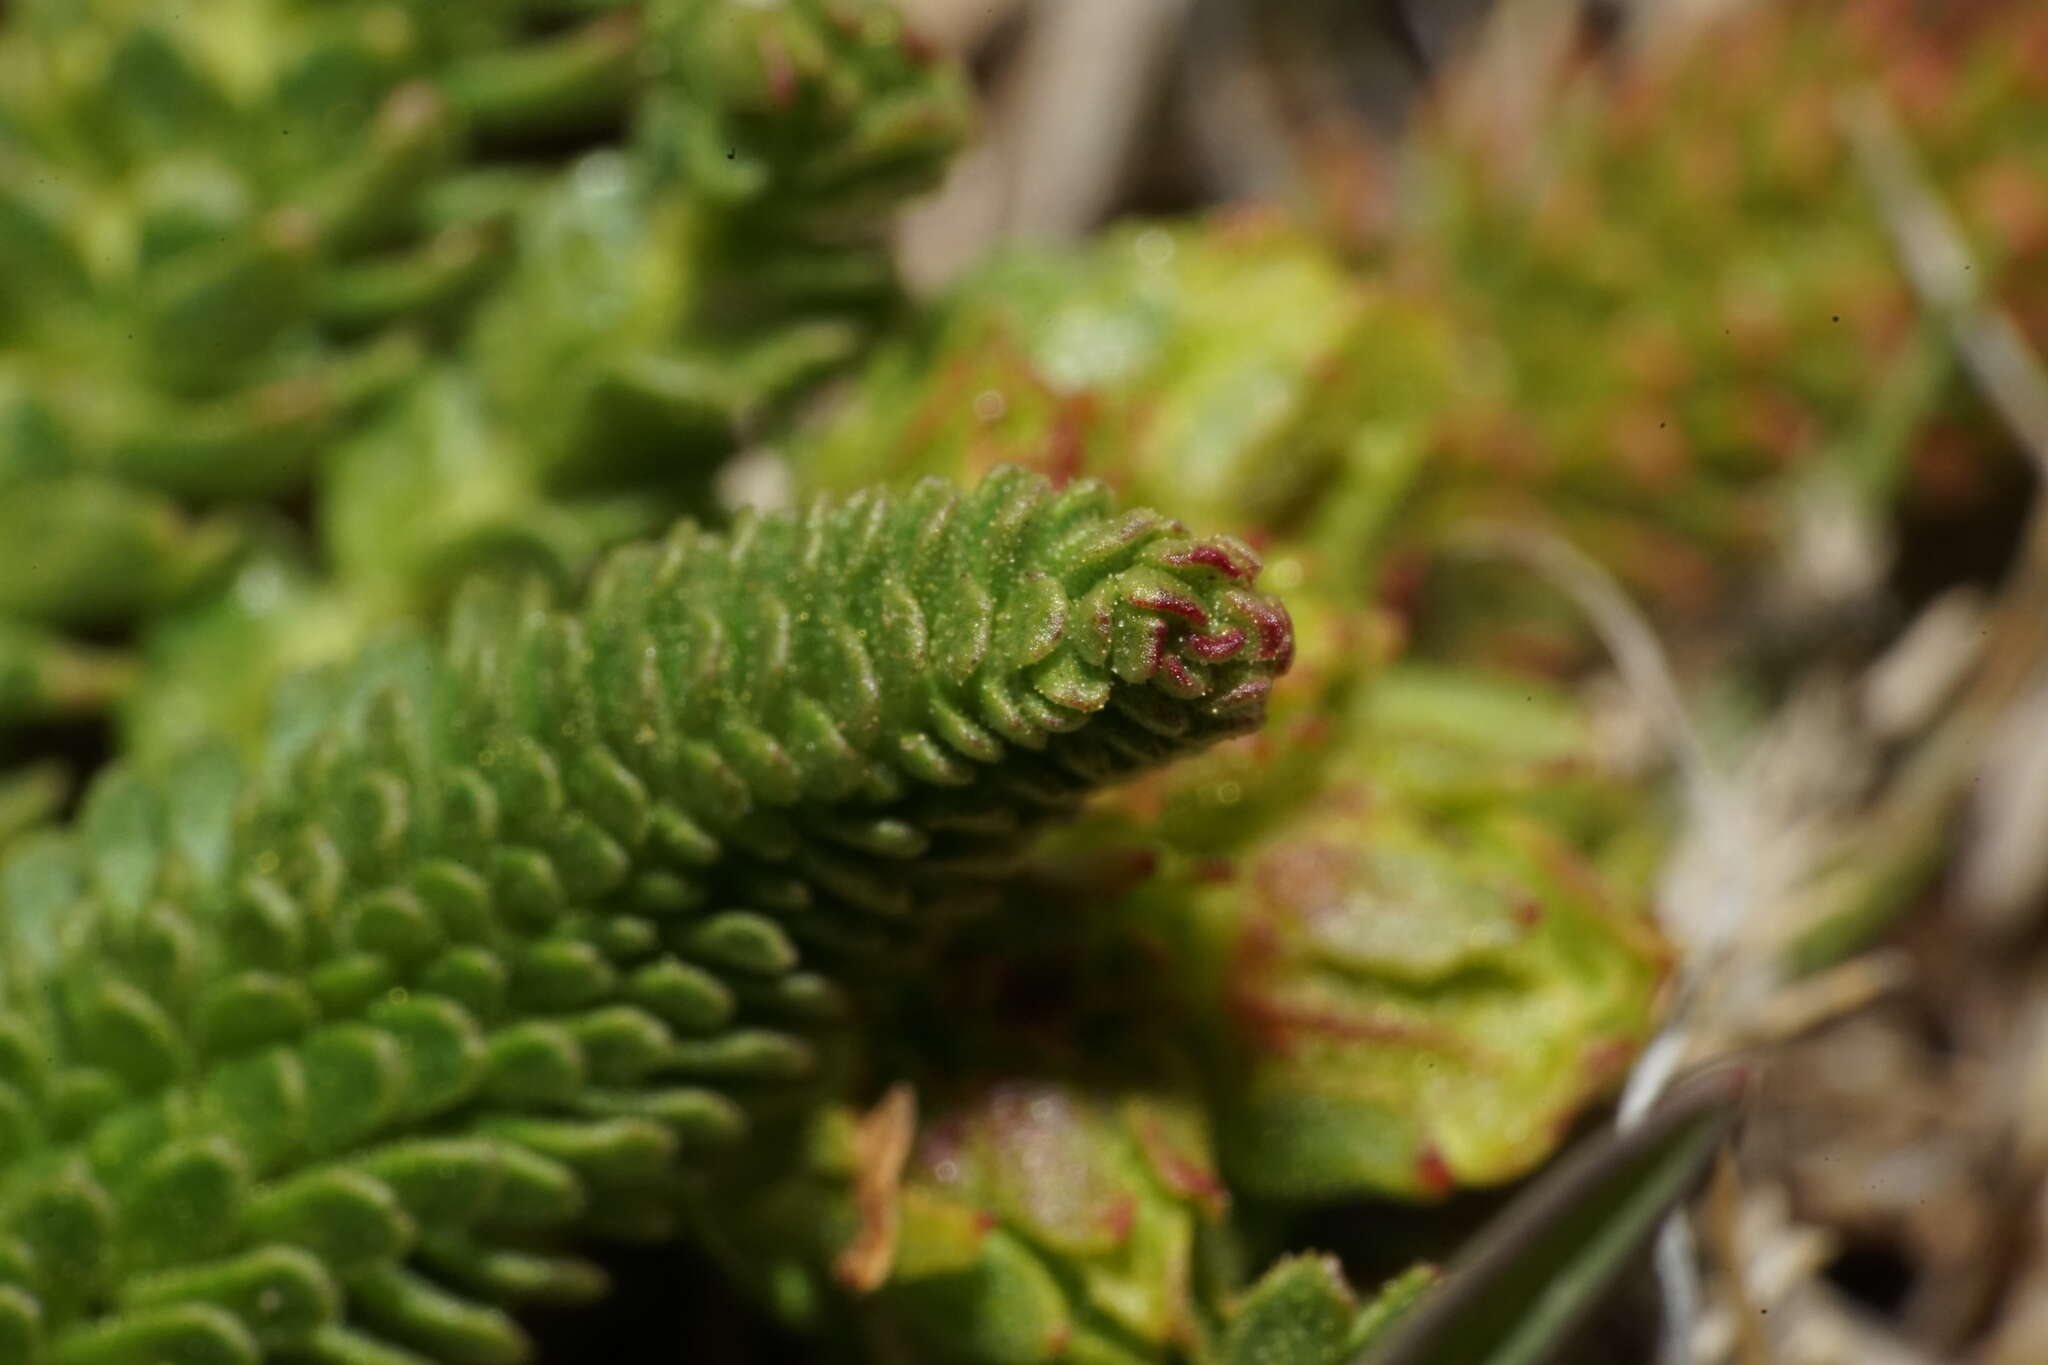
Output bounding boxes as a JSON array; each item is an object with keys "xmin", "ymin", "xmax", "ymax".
[
  {"xmin": 0, "ymin": 469, "xmax": 1293, "ymax": 1363},
  {"xmin": 0, "ymin": 0, "xmax": 969, "ymax": 765}
]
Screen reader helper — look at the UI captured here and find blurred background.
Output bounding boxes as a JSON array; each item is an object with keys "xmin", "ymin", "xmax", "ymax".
[
  {"xmin": 871, "ymin": 2, "xmax": 2048, "ymax": 1359},
  {"xmin": 4, "ymin": 0, "xmax": 2048, "ymax": 1361}
]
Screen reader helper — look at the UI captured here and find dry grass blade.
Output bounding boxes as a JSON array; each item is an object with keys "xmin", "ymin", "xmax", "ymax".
[
  {"xmin": 1840, "ymin": 91, "xmax": 2048, "ymax": 471},
  {"xmin": 1359, "ymin": 1068, "xmax": 1747, "ymax": 1365},
  {"xmin": 1838, "ymin": 88, "xmax": 2048, "ymax": 940}
]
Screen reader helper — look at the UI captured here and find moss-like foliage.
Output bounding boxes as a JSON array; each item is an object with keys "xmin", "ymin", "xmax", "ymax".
[
  {"xmin": 0, "ymin": 469, "xmax": 1289, "ymax": 1364},
  {"xmin": 0, "ymin": 0, "xmax": 970, "ymax": 766}
]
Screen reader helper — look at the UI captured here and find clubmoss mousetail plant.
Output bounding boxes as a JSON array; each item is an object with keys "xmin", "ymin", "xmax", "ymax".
[{"xmin": 0, "ymin": 467, "xmax": 1291, "ymax": 1365}]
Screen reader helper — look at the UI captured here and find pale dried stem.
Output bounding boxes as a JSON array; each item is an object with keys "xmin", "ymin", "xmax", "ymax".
[
  {"xmin": 1842, "ymin": 89, "xmax": 2048, "ymax": 933},
  {"xmin": 894, "ymin": 0, "xmax": 1192, "ymax": 290},
  {"xmin": 1703, "ymin": 1154, "xmax": 1774, "ymax": 1365},
  {"xmin": 1843, "ymin": 88, "xmax": 2048, "ymax": 696}
]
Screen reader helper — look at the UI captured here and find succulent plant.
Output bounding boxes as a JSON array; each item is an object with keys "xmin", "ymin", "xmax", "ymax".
[
  {"xmin": 874, "ymin": 1086, "xmax": 1226, "ymax": 1362},
  {"xmin": 791, "ymin": 205, "xmax": 1675, "ymax": 1207},
  {"xmin": 689, "ymin": 1081, "xmax": 1436, "ymax": 1365},
  {"xmin": 0, "ymin": 469, "xmax": 1291, "ymax": 1363},
  {"xmin": 802, "ymin": 0, "xmax": 2048, "ymax": 683},
  {"xmin": 456, "ymin": 0, "xmax": 971, "ymax": 500},
  {"xmin": 0, "ymin": 0, "xmax": 502, "ymax": 512},
  {"xmin": 1171, "ymin": 793, "xmax": 1663, "ymax": 1202},
  {"xmin": 799, "ymin": 214, "xmax": 1457, "ymax": 551},
  {"xmin": 1061, "ymin": 665, "xmax": 1667, "ymax": 1205},
  {"xmin": 0, "ymin": 0, "xmax": 970, "ymax": 779},
  {"xmin": 1218, "ymin": 1255, "xmax": 1437, "ymax": 1365},
  {"xmin": 33, "ymin": 0, "xmax": 2048, "ymax": 1357},
  {"xmin": 638, "ymin": 0, "xmax": 973, "ymax": 349}
]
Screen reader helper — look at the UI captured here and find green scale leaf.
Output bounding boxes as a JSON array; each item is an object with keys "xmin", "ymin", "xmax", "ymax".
[{"xmin": 0, "ymin": 467, "xmax": 1291, "ymax": 1362}]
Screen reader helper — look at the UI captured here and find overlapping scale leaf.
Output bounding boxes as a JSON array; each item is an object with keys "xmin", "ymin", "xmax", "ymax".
[
  {"xmin": 0, "ymin": 469, "xmax": 1289, "ymax": 1361},
  {"xmin": 535, "ymin": 467, "xmax": 1296, "ymax": 956}
]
